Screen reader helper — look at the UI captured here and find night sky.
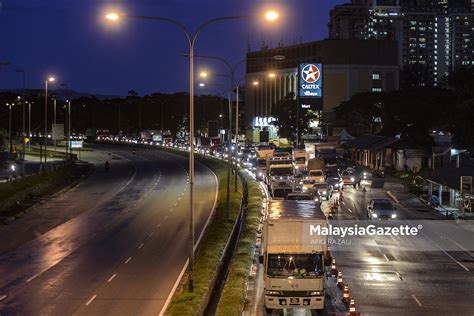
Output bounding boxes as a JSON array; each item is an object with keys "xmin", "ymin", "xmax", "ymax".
[{"xmin": 1, "ymin": 0, "xmax": 346, "ymax": 96}]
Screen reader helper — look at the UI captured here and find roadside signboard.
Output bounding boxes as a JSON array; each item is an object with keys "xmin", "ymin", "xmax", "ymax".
[
  {"xmin": 299, "ymin": 63, "xmax": 323, "ymax": 98},
  {"xmin": 52, "ymin": 124, "xmax": 64, "ymax": 141},
  {"xmin": 70, "ymin": 140, "xmax": 83, "ymax": 148},
  {"xmin": 460, "ymin": 176, "xmax": 472, "ymax": 194},
  {"xmin": 152, "ymin": 135, "xmax": 162, "ymax": 142}
]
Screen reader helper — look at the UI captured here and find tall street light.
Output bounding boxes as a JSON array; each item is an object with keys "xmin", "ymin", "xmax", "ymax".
[
  {"xmin": 16, "ymin": 69, "xmax": 26, "ymax": 174},
  {"xmin": 197, "ymin": 55, "xmax": 284, "ymax": 196},
  {"xmin": 105, "ymin": 9, "xmax": 279, "ymax": 293},
  {"xmin": 6, "ymin": 102, "xmax": 12, "ymax": 156},
  {"xmin": 43, "ymin": 76, "xmax": 55, "ymax": 171}
]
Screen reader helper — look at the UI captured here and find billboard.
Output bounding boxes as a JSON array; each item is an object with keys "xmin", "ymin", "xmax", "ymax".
[{"xmin": 299, "ymin": 63, "xmax": 323, "ymax": 98}]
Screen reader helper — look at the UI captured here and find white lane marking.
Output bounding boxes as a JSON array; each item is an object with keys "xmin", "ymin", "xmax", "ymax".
[
  {"xmin": 107, "ymin": 274, "xmax": 117, "ymax": 283},
  {"xmin": 342, "ymin": 201, "xmax": 346, "ymax": 206},
  {"xmin": 125, "ymin": 257, "xmax": 132, "ymax": 264},
  {"xmin": 412, "ymin": 294, "xmax": 422, "ymax": 307},
  {"xmin": 149, "ymin": 232, "xmax": 154, "ymax": 238},
  {"xmin": 0, "ymin": 295, "xmax": 7, "ymax": 301},
  {"xmin": 85, "ymin": 294, "xmax": 97, "ymax": 306},
  {"xmin": 347, "ymin": 208, "xmax": 353, "ymax": 213},
  {"xmin": 159, "ymin": 161, "xmax": 219, "ymax": 316},
  {"xmin": 396, "ymin": 272, "xmax": 403, "ymax": 280},
  {"xmin": 178, "ymin": 197, "xmax": 182, "ymax": 201},
  {"xmin": 91, "ymin": 233, "xmax": 97, "ymax": 239},
  {"xmin": 181, "ymin": 192, "xmax": 184, "ymax": 196},
  {"xmin": 433, "ymin": 242, "xmax": 470, "ymax": 272},
  {"xmin": 169, "ymin": 209, "xmax": 173, "ymax": 213},
  {"xmin": 174, "ymin": 202, "xmax": 178, "ymax": 207},
  {"xmin": 138, "ymin": 243, "xmax": 144, "ymax": 249},
  {"xmin": 383, "ymin": 254, "xmax": 390, "ymax": 262},
  {"xmin": 156, "ymin": 223, "xmax": 161, "ymax": 228},
  {"xmin": 164, "ymin": 215, "xmax": 168, "ymax": 220},
  {"xmin": 26, "ymin": 273, "xmax": 39, "ymax": 283}
]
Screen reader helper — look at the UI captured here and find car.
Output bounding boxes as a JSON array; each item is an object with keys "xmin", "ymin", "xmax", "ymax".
[
  {"xmin": 301, "ymin": 179, "xmax": 317, "ymax": 193},
  {"xmin": 325, "ymin": 172, "xmax": 342, "ymax": 189},
  {"xmin": 367, "ymin": 198, "xmax": 397, "ymax": 220},
  {"xmin": 307, "ymin": 169, "xmax": 325, "ymax": 183},
  {"xmin": 340, "ymin": 170, "xmax": 356, "ymax": 186},
  {"xmin": 312, "ymin": 182, "xmax": 333, "ymax": 200}
]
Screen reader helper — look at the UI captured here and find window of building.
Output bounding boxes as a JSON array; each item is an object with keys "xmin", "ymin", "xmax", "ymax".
[
  {"xmin": 372, "ymin": 88, "xmax": 382, "ymax": 92},
  {"xmin": 372, "ymin": 73, "xmax": 381, "ymax": 80}
]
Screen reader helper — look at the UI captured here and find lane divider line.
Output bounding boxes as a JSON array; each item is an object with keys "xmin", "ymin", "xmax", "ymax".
[
  {"xmin": 0, "ymin": 295, "xmax": 7, "ymax": 301},
  {"xmin": 149, "ymin": 232, "xmax": 154, "ymax": 238},
  {"xmin": 156, "ymin": 223, "xmax": 161, "ymax": 228},
  {"xmin": 138, "ymin": 243, "xmax": 144, "ymax": 249},
  {"xmin": 383, "ymin": 254, "xmax": 390, "ymax": 262},
  {"xmin": 125, "ymin": 257, "xmax": 132, "ymax": 264},
  {"xmin": 412, "ymin": 294, "xmax": 422, "ymax": 307},
  {"xmin": 107, "ymin": 274, "xmax": 117, "ymax": 283},
  {"xmin": 85, "ymin": 294, "xmax": 97, "ymax": 306},
  {"xmin": 26, "ymin": 273, "xmax": 39, "ymax": 283}
]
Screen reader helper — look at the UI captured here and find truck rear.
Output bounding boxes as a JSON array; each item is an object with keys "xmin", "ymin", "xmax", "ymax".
[{"xmin": 261, "ymin": 200, "xmax": 328, "ymax": 314}]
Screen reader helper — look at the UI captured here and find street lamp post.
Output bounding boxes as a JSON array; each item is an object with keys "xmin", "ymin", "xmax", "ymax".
[
  {"xmin": 105, "ymin": 9, "xmax": 278, "ymax": 293},
  {"xmin": 16, "ymin": 69, "xmax": 26, "ymax": 175},
  {"xmin": 44, "ymin": 76, "xmax": 55, "ymax": 171},
  {"xmin": 7, "ymin": 103, "xmax": 12, "ymax": 157},
  {"xmin": 28, "ymin": 102, "xmax": 32, "ymax": 151}
]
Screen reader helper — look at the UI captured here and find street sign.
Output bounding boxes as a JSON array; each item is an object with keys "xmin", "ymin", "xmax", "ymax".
[
  {"xmin": 52, "ymin": 124, "xmax": 64, "ymax": 141},
  {"xmin": 152, "ymin": 135, "xmax": 162, "ymax": 142},
  {"xmin": 299, "ymin": 63, "xmax": 323, "ymax": 98},
  {"xmin": 460, "ymin": 176, "xmax": 472, "ymax": 194},
  {"xmin": 70, "ymin": 140, "xmax": 83, "ymax": 148}
]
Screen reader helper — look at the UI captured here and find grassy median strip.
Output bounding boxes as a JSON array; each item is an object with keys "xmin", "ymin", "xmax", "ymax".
[
  {"xmin": 165, "ymin": 153, "xmax": 243, "ymax": 316},
  {"xmin": 0, "ymin": 163, "xmax": 89, "ymax": 218},
  {"xmin": 216, "ymin": 172, "xmax": 263, "ymax": 316}
]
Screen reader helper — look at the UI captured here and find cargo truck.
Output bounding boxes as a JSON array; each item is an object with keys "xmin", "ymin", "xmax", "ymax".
[{"xmin": 260, "ymin": 200, "xmax": 328, "ymax": 315}]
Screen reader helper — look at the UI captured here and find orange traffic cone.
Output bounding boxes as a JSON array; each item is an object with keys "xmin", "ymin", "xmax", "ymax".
[
  {"xmin": 342, "ymin": 283, "xmax": 351, "ymax": 304},
  {"xmin": 331, "ymin": 258, "xmax": 337, "ymax": 276},
  {"xmin": 348, "ymin": 299, "xmax": 358, "ymax": 315},
  {"xmin": 337, "ymin": 271, "xmax": 344, "ymax": 288}
]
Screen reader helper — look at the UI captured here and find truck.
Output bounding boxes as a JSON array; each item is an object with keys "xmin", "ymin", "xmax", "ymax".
[
  {"xmin": 306, "ymin": 157, "xmax": 326, "ymax": 182},
  {"xmin": 256, "ymin": 145, "xmax": 275, "ymax": 181},
  {"xmin": 292, "ymin": 149, "xmax": 306, "ymax": 176},
  {"xmin": 260, "ymin": 200, "xmax": 328, "ymax": 315},
  {"xmin": 266, "ymin": 163, "xmax": 294, "ymax": 197}
]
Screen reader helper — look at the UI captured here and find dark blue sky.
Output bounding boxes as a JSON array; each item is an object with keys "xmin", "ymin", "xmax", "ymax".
[{"xmin": 1, "ymin": 0, "xmax": 346, "ymax": 96}]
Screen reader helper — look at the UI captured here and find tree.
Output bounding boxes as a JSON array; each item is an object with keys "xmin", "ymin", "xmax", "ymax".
[
  {"xmin": 400, "ymin": 63, "xmax": 434, "ymax": 89},
  {"xmin": 271, "ymin": 93, "xmax": 319, "ymax": 143},
  {"xmin": 443, "ymin": 66, "xmax": 474, "ymax": 101}
]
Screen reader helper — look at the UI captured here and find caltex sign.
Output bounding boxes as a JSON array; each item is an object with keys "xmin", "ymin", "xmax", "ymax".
[{"xmin": 299, "ymin": 63, "xmax": 323, "ymax": 98}]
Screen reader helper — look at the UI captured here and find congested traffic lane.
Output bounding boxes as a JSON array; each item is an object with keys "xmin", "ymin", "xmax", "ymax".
[
  {"xmin": 0, "ymin": 144, "xmax": 217, "ymax": 316},
  {"xmin": 332, "ymin": 183, "xmax": 474, "ymax": 315}
]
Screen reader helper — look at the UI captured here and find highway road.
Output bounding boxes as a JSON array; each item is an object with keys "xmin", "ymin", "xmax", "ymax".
[
  {"xmin": 0, "ymin": 144, "xmax": 218, "ymax": 315},
  {"xmin": 332, "ymin": 182, "xmax": 474, "ymax": 315},
  {"xmin": 246, "ymin": 179, "xmax": 474, "ymax": 316}
]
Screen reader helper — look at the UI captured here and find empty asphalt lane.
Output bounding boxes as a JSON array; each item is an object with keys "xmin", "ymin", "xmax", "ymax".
[{"xmin": 0, "ymin": 145, "xmax": 218, "ymax": 316}]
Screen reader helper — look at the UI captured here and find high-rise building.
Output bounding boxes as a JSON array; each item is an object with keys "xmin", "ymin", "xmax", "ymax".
[{"xmin": 328, "ymin": 0, "xmax": 474, "ymax": 84}]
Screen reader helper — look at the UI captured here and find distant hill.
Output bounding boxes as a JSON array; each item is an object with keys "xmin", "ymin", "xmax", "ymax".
[{"xmin": 0, "ymin": 89, "xmax": 121, "ymax": 100}]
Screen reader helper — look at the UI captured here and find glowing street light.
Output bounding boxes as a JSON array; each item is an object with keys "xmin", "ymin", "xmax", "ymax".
[
  {"xmin": 43, "ymin": 76, "xmax": 56, "ymax": 171},
  {"xmin": 264, "ymin": 10, "xmax": 279, "ymax": 21},
  {"xmin": 199, "ymin": 83, "xmax": 206, "ymax": 87},
  {"xmin": 268, "ymin": 72, "xmax": 276, "ymax": 78},
  {"xmin": 199, "ymin": 71, "xmax": 208, "ymax": 78},
  {"xmin": 105, "ymin": 12, "xmax": 120, "ymax": 21},
  {"xmin": 252, "ymin": 81, "xmax": 259, "ymax": 86}
]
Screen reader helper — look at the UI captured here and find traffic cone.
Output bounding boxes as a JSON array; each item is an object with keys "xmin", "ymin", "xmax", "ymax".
[
  {"xmin": 337, "ymin": 271, "xmax": 344, "ymax": 288},
  {"xmin": 342, "ymin": 283, "xmax": 351, "ymax": 304},
  {"xmin": 348, "ymin": 299, "xmax": 358, "ymax": 316},
  {"xmin": 331, "ymin": 258, "xmax": 337, "ymax": 276}
]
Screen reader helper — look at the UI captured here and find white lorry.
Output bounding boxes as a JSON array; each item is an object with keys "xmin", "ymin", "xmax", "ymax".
[
  {"xmin": 266, "ymin": 163, "xmax": 294, "ymax": 198},
  {"xmin": 261, "ymin": 200, "xmax": 328, "ymax": 315},
  {"xmin": 292, "ymin": 149, "xmax": 306, "ymax": 176},
  {"xmin": 256, "ymin": 146, "xmax": 274, "ymax": 181}
]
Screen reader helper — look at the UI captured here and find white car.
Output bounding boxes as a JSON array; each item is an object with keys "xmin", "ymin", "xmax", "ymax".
[{"xmin": 367, "ymin": 199, "xmax": 397, "ymax": 220}]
